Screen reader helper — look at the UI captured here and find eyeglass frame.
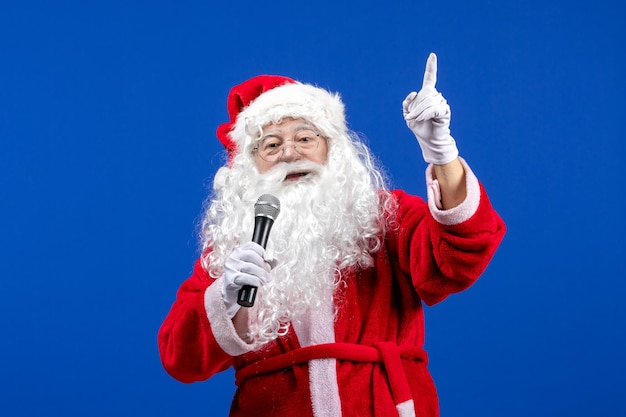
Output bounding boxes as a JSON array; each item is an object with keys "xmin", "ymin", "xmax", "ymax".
[{"xmin": 251, "ymin": 128, "xmax": 326, "ymax": 163}]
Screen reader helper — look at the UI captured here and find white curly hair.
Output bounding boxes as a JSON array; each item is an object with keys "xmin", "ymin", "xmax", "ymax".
[{"xmin": 200, "ymin": 81, "xmax": 397, "ymax": 343}]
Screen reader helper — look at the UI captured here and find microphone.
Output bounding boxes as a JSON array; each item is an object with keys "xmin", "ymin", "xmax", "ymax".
[{"xmin": 237, "ymin": 194, "xmax": 281, "ymax": 307}]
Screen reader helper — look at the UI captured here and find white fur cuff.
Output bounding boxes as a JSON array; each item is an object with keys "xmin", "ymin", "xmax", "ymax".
[
  {"xmin": 425, "ymin": 157, "xmax": 481, "ymax": 226},
  {"xmin": 205, "ymin": 280, "xmax": 257, "ymax": 357}
]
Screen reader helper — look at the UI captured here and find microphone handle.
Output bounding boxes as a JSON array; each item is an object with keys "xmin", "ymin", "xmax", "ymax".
[
  {"xmin": 237, "ymin": 217, "xmax": 273, "ymax": 307},
  {"xmin": 237, "ymin": 285, "xmax": 257, "ymax": 308}
]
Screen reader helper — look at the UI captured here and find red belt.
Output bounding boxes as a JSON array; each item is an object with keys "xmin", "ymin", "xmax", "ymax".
[{"xmin": 235, "ymin": 342, "xmax": 428, "ymax": 408}]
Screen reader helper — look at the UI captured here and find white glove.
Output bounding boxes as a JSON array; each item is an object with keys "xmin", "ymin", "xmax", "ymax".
[
  {"xmin": 402, "ymin": 53, "xmax": 459, "ymax": 165},
  {"xmin": 222, "ymin": 241, "xmax": 275, "ymax": 319}
]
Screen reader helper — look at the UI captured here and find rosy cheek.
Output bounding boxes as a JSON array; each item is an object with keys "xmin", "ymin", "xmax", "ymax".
[
  {"xmin": 255, "ymin": 157, "xmax": 272, "ymax": 173},
  {"xmin": 318, "ymin": 147, "xmax": 329, "ymax": 164},
  {"xmin": 259, "ymin": 163, "xmax": 272, "ymax": 173}
]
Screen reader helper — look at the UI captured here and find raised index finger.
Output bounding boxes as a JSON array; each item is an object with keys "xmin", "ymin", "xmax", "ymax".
[{"xmin": 422, "ymin": 52, "xmax": 437, "ymax": 89}]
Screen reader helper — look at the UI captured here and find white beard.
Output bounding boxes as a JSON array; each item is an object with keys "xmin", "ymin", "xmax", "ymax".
[{"xmin": 201, "ymin": 147, "xmax": 390, "ymax": 343}]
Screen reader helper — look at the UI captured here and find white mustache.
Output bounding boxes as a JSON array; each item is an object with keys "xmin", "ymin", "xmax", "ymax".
[{"xmin": 258, "ymin": 160, "xmax": 324, "ymax": 183}]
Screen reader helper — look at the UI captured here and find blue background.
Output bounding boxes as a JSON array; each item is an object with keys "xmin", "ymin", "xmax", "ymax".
[{"xmin": 1, "ymin": 1, "xmax": 624, "ymax": 416}]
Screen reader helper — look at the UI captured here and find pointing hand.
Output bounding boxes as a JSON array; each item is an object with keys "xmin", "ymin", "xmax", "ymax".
[{"xmin": 402, "ymin": 53, "xmax": 459, "ymax": 165}]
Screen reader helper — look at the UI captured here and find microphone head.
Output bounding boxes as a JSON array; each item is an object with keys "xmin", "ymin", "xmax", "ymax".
[{"xmin": 254, "ymin": 194, "xmax": 281, "ymax": 221}]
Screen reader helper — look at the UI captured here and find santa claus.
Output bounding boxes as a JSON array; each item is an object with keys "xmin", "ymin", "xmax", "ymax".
[{"xmin": 158, "ymin": 53, "xmax": 506, "ymax": 417}]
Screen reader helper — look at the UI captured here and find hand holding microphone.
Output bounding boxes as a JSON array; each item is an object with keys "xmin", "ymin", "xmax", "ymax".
[
  {"xmin": 222, "ymin": 194, "xmax": 281, "ymax": 317},
  {"xmin": 222, "ymin": 241, "xmax": 274, "ymax": 319}
]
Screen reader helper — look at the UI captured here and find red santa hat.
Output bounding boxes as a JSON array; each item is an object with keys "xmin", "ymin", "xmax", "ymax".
[{"xmin": 216, "ymin": 75, "xmax": 347, "ymax": 163}]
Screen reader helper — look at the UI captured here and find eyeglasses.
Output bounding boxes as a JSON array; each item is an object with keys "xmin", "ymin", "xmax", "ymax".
[{"xmin": 252, "ymin": 129, "xmax": 322, "ymax": 162}]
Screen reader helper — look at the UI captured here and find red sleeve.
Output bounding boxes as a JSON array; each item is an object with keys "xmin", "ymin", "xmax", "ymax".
[
  {"xmin": 392, "ymin": 184, "xmax": 506, "ymax": 306},
  {"xmin": 158, "ymin": 258, "xmax": 233, "ymax": 383}
]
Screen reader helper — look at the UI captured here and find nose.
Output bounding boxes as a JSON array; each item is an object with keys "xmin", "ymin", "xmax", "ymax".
[{"xmin": 279, "ymin": 141, "xmax": 302, "ymax": 162}]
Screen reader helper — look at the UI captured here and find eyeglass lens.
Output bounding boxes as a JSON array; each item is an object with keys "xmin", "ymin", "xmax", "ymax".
[{"xmin": 257, "ymin": 131, "xmax": 320, "ymax": 162}]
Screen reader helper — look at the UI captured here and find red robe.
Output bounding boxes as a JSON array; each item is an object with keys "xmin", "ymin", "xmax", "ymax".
[{"xmin": 159, "ymin": 161, "xmax": 506, "ymax": 417}]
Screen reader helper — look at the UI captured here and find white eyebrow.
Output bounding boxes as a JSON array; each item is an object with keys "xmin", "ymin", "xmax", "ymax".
[
  {"xmin": 261, "ymin": 124, "xmax": 318, "ymax": 140},
  {"xmin": 293, "ymin": 123, "xmax": 318, "ymax": 132}
]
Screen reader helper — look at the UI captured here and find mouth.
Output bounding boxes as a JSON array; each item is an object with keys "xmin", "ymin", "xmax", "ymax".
[{"xmin": 284, "ymin": 171, "xmax": 311, "ymax": 181}]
